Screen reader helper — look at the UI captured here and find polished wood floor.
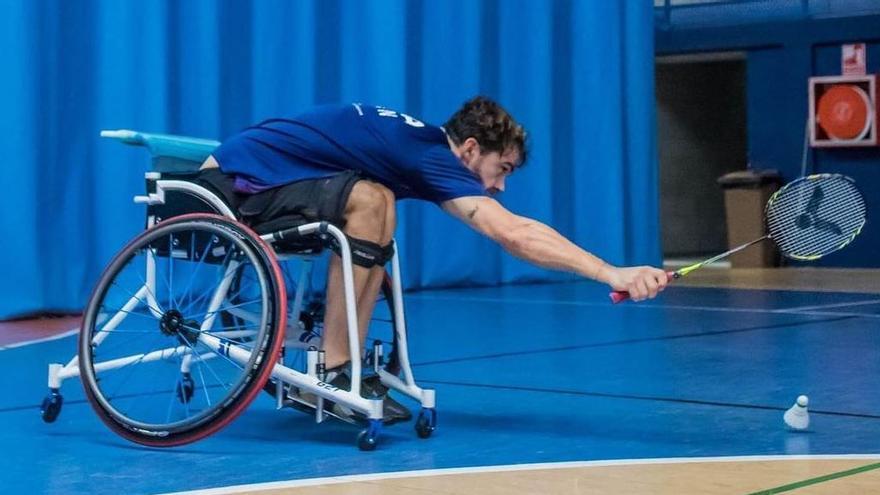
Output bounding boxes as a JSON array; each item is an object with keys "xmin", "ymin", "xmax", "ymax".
[{"xmin": 229, "ymin": 457, "xmax": 880, "ymax": 495}]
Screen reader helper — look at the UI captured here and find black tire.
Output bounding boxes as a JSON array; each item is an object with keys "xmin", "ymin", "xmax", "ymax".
[{"xmin": 79, "ymin": 214, "xmax": 287, "ymax": 447}]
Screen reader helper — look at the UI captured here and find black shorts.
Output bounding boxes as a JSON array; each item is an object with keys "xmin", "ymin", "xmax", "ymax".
[{"xmin": 197, "ymin": 168, "xmax": 362, "ymax": 251}]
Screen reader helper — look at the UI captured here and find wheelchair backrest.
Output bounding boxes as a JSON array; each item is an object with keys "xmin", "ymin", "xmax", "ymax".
[
  {"xmin": 101, "ymin": 129, "xmax": 220, "ymax": 172},
  {"xmin": 102, "ymin": 129, "xmax": 328, "ymax": 257}
]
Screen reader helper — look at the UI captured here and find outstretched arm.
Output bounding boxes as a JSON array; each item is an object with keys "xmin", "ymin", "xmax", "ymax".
[{"xmin": 442, "ymin": 196, "xmax": 668, "ymax": 301}]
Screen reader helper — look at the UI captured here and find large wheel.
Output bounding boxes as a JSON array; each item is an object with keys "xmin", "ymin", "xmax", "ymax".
[{"xmin": 79, "ymin": 214, "xmax": 286, "ymax": 447}]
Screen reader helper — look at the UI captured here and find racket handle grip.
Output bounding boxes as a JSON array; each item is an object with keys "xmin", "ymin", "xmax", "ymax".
[
  {"xmin": 609, "ymin": 291, "xmax": 631, "ymax": 304},
  {"xmin": 608, "ymin": 272, "xmax": 675, "ymax": 304}
]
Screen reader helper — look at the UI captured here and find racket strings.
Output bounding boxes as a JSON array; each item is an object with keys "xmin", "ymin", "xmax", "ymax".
[{"xmin": 766, "ymin": 176, "xmax": 866, "ymax": 259}]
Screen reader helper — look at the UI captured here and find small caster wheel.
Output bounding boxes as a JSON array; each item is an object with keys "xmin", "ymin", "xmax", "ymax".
[
  {"xmin": 176, "ymin": 373, "xmax": 195, "ymax": 403},
  {"xmin": 415, "ymin": 408, "xmax": 436, "ymax": 439},
  {"xmin": 358, "ymin": 419, "xmax": 382, "ymax": 451},
  {"xmin": 41, "ymin": 390, "xmax": 63, "ymax": 423},
  {"xmin": 298, "ymin": 310, "xmax": 315, "ymax": 332}
]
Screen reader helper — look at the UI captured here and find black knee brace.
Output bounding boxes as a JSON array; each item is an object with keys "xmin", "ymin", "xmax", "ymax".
[{"xmin": 330, "ymin": 236, "xmax": 394, "ymax": 268}]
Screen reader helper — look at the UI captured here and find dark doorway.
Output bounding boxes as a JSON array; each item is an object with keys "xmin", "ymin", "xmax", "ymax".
[{"xmin": 655, "ymin": 53, "xmax": 747, "ymax": 260}]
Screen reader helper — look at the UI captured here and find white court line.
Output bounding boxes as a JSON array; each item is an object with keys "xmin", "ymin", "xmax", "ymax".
[
  {"xmin": 406, "ymin": 294, "xmax": 880, "ymax": 320},
  {"xmin": 0, "ymin": 327, "xmax": 78, "ymax": 351},
  {"xmin": 161, "ymin": 454, "xmax": 880, "ymax": 495},
  {"xmin": 774, "ymin": 298, "xmax": 880, "ymax": 313}
]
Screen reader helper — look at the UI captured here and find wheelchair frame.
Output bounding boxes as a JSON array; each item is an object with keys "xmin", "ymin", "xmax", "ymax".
[{"xmin": 42, "ymin": 130, "xmax": 436, "ymax": 450}]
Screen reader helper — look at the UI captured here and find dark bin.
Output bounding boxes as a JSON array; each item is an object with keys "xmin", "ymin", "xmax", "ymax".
[{"xmin": 717, "ymin": 169, "xmax": 782, "ymax": 268}]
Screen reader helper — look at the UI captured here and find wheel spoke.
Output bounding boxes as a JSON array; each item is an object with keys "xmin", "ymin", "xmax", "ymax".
[
  {"xmin": 82, "ymin": 216, "xmax": 281, "ymax": 442},
  {"xmin": 177, "ymin": 335, "xmax": 233, "ymax": 392}
]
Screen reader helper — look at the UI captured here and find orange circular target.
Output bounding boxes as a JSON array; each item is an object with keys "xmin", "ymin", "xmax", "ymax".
[{"xmin": 816, "ymin": 84, "xmax": 873, "ymax": 140}]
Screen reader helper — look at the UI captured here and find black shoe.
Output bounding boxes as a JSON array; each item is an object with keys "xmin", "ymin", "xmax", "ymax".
[
  {"xmin": 279, "ymin": 365, "xmax": 411, "ymax": 426},
  {"xmin": 362, "ymin": 375, "xmax": 412, "ymax": 425},
  {"xmin": 282, "ymin": 369, "xmax": 370, "ymax": 425}
]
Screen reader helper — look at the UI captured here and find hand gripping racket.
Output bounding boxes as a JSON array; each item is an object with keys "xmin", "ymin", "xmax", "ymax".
[{"xmin": 610, "ymin": 174, "xmax": 867, "ymax": 303}]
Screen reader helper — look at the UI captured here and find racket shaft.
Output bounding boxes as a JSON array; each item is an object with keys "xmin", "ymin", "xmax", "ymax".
[
  {"xmin": 609, "ymin": 235, "xmax": 769, "ymax": 304},
  {"xmin": 678, "ymin": 236, "xmax": 768, "ymax": 276}
]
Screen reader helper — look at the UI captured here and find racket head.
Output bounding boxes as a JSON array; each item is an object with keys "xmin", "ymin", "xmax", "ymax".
[{"xmin": 765, "ymin": 174, "xmax": 866, "ymax": 261}]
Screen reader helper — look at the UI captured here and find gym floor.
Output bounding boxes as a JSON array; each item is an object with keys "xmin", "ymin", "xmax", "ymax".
[{"xmin": 1, "ymin": 269, "xmax": 878, "ymax": 494}]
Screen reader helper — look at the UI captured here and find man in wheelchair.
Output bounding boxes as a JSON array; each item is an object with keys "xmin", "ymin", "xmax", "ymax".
[{"xmin": 198, "ymin": 96, "xmax": 668, "ymax": 424}]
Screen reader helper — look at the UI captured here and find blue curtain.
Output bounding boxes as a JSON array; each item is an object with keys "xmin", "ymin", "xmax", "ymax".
[{"xmin": 0, "ymin": 0, "xmax": 659, "ymax": 319}]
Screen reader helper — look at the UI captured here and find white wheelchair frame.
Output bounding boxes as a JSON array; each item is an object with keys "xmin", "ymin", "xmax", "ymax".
[{"xmin": 42, "ymin": 130, "xmax": 436, "ymax": 450}]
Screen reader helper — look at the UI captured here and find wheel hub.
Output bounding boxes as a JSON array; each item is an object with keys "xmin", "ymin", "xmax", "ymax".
[
  {"xmin": 159, "ymin": 309, "xmax": 184, "ymax": 336},
  {"xmin": 159, "ymin": 310, "xmax": 200, "ymax": 346}
]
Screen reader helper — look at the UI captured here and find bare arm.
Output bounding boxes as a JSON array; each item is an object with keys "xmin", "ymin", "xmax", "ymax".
[
  {"xmin": 442, "ymin": 196, "xmax": 668, "ymax": 300},
  {"xmin": 443, "ymin": 196, "xmax": 611, "ymax": 281}
]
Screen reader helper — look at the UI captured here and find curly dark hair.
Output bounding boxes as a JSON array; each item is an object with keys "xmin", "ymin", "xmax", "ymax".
[{"xmin": 443, "ymin": 96, "xmax": 528, "ymax": 166}]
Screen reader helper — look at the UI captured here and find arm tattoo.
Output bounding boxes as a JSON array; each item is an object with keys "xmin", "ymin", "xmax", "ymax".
[{"xmin": 467, "ymin": 204, "xmax": 479, "ymax": 220}]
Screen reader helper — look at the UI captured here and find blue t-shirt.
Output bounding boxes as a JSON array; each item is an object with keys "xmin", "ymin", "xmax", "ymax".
[{"xmin": 213, "ymin": 104, "xmax": 486, "ymax": 204}]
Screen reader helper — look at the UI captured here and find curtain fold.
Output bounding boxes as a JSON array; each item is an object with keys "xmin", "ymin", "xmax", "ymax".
[{"xmin": 0, "ymin": 0, "xmax": 660, "ymax": 319}]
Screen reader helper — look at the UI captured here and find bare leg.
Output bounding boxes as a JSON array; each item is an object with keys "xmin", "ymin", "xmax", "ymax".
[
  {"xmin": 322, "ymin": 258, "xmax": 371, "ymax": 370},
  {"xmin": 355, "ymin": 186, "xmax": 396, "ymax": 344},
  {"xmin": 322, "ymin": 182, "xmax": 395, "ymax": 370}
]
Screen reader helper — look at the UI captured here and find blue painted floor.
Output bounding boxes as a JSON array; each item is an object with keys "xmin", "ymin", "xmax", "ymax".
[{"xmin": 1, "ymin": 282, "xmax": 879, "ymax": 494}]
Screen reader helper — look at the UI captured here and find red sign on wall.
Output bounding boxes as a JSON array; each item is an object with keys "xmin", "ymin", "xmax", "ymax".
[{"xmin": 842, "ymin": 43, "xmax": 866, "ymax": 76}]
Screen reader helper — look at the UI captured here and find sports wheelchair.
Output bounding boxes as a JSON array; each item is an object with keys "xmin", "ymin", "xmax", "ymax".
[{"xmin": 41, "ymin": 130, "xmax": 436, "ymax": 451}]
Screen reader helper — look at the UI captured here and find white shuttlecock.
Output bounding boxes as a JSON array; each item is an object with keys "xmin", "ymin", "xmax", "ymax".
[{"xmin": 783, "ymin": 395, "xmax": 810, "ymax": 431}]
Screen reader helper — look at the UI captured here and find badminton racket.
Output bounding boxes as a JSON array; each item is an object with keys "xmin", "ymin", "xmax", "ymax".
[{"xmin": 610, "ymin": 174, "xmax": 866, "ymax": 303}]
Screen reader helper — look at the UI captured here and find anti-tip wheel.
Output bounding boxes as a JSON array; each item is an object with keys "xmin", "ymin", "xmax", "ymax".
[
  {"xmin": 358, "ymin": 419, "xmax": 382, "ymax": 451},
  {"xmin": 176, "ymin": 373, "xmax": 195, "ymax": 404},
  {"xmin": 415, "ymin": 408, "xmax": 436, "ymax": 439},
  {"xmin": 41, "ymin": 390, "xmax": 63, "ymax": 423}
]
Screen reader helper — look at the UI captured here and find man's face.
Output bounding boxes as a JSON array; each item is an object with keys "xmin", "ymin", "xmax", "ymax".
[{"xmin": 457, "ymin": 138, "xmax": 520, "ymax": 196}]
